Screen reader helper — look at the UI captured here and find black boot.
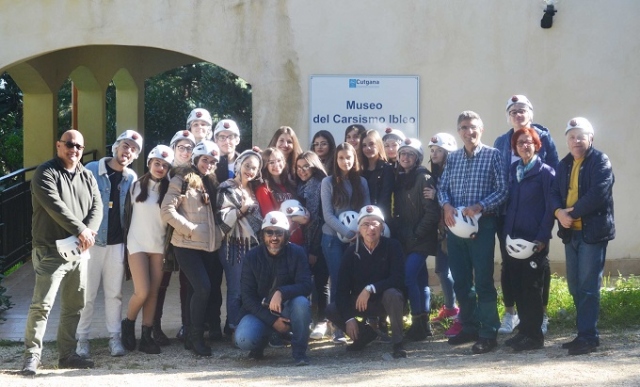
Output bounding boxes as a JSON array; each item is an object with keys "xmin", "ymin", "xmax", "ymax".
[
  {"xmin": 183, "ymin": 326, "xmax": 192, "ymax": 350},
  {"xmin": 152, "ymin": 320, "xmax": 170, "ymax": 346},
  {"xmin": 421, "ymin": 313, "xmax": 433, "ymax": 337},
  {"xmin": 189, "ymin": 327, "xmax": 212, "ymax": 356},
  {"xmin": 139, "ymin": 325, "xmax": 162, "ymax": 354},
  {"xmin": 121, "ymin": 318, "xmax": 137, "ymax": 351},
  {"xmin": 405, "ymin": 315, "xmax": 428, "ymax": 341}
]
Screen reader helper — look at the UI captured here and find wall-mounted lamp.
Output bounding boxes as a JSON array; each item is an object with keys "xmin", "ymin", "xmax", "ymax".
[{"xmin": 541, "ymin": 1, "xmax": 557, "ymax": 29}]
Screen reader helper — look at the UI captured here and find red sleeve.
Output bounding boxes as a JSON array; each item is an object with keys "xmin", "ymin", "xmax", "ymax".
[{"xmin": 255, "ymin": 184, "xmax": 275, "ymax": 217}]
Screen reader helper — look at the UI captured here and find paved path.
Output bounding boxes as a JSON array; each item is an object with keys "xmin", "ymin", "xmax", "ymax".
[{"xmin": 1, "ymin": 262, "xmax": 193, "ymax": 341}]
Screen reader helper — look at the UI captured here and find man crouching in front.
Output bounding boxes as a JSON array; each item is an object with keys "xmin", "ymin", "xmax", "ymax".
[
  {"xmin": 326, "ymin": 205, "xmax": 407, "ymax": 359},
  {"xmin": 234, "ymin": 211, "xmax": 313, "ymax": 365}
]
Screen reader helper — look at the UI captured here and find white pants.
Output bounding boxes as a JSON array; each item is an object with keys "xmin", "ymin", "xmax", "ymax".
[{"xmin": 76, "ymin": 243, "xmax": 125, "ymax": 339}]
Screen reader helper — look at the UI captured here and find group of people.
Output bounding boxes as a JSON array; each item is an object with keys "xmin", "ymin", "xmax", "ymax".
[{"xmin": 21, "ymin": 94, "xmax": 615, "ymax": 375}]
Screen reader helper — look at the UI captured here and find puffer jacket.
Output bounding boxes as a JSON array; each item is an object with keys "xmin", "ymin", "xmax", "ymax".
[
  {"xmin": 391, "ymin": 165, "xmax": 440, "ymax": 256},
  {"xmin": 161, "ymin": 166, "xmax": 222, "ymax": 252}
]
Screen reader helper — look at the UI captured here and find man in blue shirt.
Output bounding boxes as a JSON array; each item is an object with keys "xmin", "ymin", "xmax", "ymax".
[{"xmin": 437, "ymin": 111, "xmax": 508, "ymax": 354}]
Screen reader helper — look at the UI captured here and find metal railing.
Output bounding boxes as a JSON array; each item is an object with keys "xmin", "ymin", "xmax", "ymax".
[{"xmin": 0, "ymin": 149, "xmax": 98, "ymax": 273}]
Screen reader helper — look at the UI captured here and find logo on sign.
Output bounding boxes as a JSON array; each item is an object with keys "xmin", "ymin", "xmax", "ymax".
[{"xmin": 349, "ymin": 79, "xmax": 357, "ymax": 88}]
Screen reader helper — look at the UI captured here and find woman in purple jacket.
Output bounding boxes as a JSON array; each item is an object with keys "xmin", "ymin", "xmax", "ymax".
[{"xmin": 502, "ymin": 127, "xmax": 555, "ymax": 351}]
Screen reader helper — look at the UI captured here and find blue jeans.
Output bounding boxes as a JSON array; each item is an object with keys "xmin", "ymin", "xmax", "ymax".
[
  {"xmin": 447, "ymin": 216, "xmax": 500, "ymax": 339},
  {"xmin": 321, "ymin": 234, "xmax": 348, "ymax": 303},
  {"xmin": 435, "ymin": 243, "xmax": 456, "ymax": 309},
  {"xmin": 219, "ymin": 242, "xmax": 246, "ymax": 329},
  {"xmin": 405, "ymin": 252, "xmax": 430, "ymax": 315},
  {"xmin": 235, "ymin": 296, "xmax": 311, "ymax": 360},
  {"xmin": 565, "ymin": 230, "xmax": 607, "ymax": 342}
]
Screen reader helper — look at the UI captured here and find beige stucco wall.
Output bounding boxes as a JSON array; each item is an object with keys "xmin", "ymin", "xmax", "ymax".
[{"xmin": 1, "ymin": 0, "xmax": 638, "ymax": 267}]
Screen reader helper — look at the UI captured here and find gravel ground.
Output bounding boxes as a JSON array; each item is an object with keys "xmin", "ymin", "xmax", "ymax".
[{"xmin": 2, "ymin": 328, "xmax": 640, "ymax": 386}]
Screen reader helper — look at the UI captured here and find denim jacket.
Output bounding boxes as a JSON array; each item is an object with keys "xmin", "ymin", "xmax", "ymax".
[{"xmin": 85, "ymin": 158, "xmax": 137, "ymax": 246}]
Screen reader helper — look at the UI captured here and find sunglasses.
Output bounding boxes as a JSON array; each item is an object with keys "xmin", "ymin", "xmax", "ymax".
[
  {"xmin": 59, "ymin": 140, "xmax": 85, "ymax": 151},
  {"xmin": 264, "ymin": 229, "xmax": 285, "ymax": 237}
]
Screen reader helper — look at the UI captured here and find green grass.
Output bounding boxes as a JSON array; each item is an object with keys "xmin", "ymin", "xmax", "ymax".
[{"xmin": 429, "ymin": 273, "xmax": 640, "ymax": 331}]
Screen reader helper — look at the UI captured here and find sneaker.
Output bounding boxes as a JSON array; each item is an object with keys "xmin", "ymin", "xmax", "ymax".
[
  {"xmin": 109, "ymin": 335, "xmax": 126, "ymax": 357},
  {"xmin": 21, "ymin": 354, "xmax": 40, "ymax": 376},
  {"xmin": 310, "ymin": 322, "xmax": 328, "ymax": 340},
  {"xmin": 248, "ymin": 348, "xmax": 265, "ymax": 360},
  {"xmin": 269, "ymin": 332, "xmax": 285, "ymax": 348},
  {"xmin": 512, "ymin": 336, "xmax": 544, "ymax": 352},
  {"xmin": 504, "ymin": 332, "xmax": 527, "ymax": 348},
  {"xmin": 332, "ymin": 329, "xmax": 347, "ymax": 344},
  {"xmin": 567, "ymin": 338, "xmax": 597, "ymax": 356},
  {"xmin": 392, "ymin": 343, "xmax": 407, "ymax": 359},
  {"xmin": 294, "ymin": 356, "xmax": 310, "ymax": 366},
  {"xmin": 58, "ymin": 353, "xmax": 95, "ymax": 369},
  {"xmin": 471, "ymin": 338, "xmax": 498, "ymax": 354},
  {"xmin": 541, "ymin": 314, "xmax": 549, "ymax": 335},
  {"xmin": 431, "ymin": 306, "xmax": 459, "ymax": 323},
  {"xmin": 76, "ymin": 339, "xmax": 90, "ymax": 358},
  {"xmin": 444, "ymin": 319, "xmax": 463, "ymax": 338},
  {"xmin": 562, "ymin": 336, "xmax": 600, "ymax": 350},
  {"xmin": 498, "ymin": 312, "xmax": 519, "ymax": 334},
  {"xmin": 447, "ymin": 331, "xmax": 479, "ymax": 345}
]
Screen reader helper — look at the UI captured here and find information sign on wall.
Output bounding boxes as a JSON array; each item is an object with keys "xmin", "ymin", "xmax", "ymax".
[{"xmin": 309, "ymin": 75, "xmax": 419, "ymax": 143}]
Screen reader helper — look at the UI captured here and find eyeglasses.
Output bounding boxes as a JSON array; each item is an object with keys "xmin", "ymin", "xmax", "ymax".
[
  {"xmin": 516, "ymin": 141, "xmax": 534, "ymax": 148},
  {"xmin": 312, "ymin": 142, "xmax": 328, "ymax": 148},
  {"xmin": 59, "ymin": 141, "xmax": 85, "ymax": 151},
  {"xmin": 360, "ymin": 221, "xmax": 381, "ymax": 228},
  {"xmin": 216, "ymin": 134, "xmax": 238, "ymax": 142},
  {"xmin": 264, "ymin": 229, "xmax": 285, "ymax": 237},
  {"xmin": 176, "ymin": 145, "xmax": 193, "ymax": 153},
  {"xmin": 509, "ymin": 109, "xmax": 528, "ymax": 117},
  {"xmin": 296, "ymin": 164, "xmax": 311, "ymax": 172},
  {"xmin": 398, "ymin": 151, "xmax": 417, "ymax": 159}
]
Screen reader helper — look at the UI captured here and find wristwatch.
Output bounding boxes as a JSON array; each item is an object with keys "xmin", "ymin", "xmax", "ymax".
[{"xmin": 365, "ymin": 284, "xmax": 374, "ymax": 294}]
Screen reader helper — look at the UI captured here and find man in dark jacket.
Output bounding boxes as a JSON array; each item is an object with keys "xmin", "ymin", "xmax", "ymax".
[
  {"xmin": 550, "ymin": 117, "xmax": 615, "ymax": 356},
  {"xmin": 213, "ymin": 119, "xmax": 241, "ymax": 183},
  {"xmin": 22, "ymin": 130, "xmax": 102, "ymax": 375},
  {"xmin": 235, "ymin": 211, "xmax": 313, "ymax": 365},
  {"xmin": 326, "ymin": 205, "xmax": 407, "ymax": 358}
]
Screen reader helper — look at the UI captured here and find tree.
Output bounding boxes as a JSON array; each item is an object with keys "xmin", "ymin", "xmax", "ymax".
[
  {"xmin": 0, "ymin": 73, "xmax": 24, "ymax": 175},
  {"xmin": 0, "ymin": 62, "xmax": 252, "ymax": 177},
  {"xmin": 144, "ymin": 62, "xmax": 252, "ymax": 154}
]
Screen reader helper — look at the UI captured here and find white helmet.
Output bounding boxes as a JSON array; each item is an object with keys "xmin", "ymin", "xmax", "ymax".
[
  {"xmin": 428, "ymin": 133, "xmax": 458, "ymax": 152},
  {"xmin": 337, "ymin": 210, "xmax": 359, "ymax": 243},
  {"xmin": 280, "ymin": 199, "xmax": 308, "ymax": 218},
  {"xmin": 398, "ymin": 138, "xmax": 424, "ymax": 165},
  {"xmin": 449, "ymin": 207, "xmax": 481, "ymax": 239},
  {"xmin": 170, "ymin": 130, "xmax": 196, "ymax": 148},
  {"xmin": 147, "ymin": 145, "xmax": 174, "ymax": 165},
  {"xmin": 112, "ymin": 129, "xmax": 143, "ymax": 157},
  {"xmin": 505, "ymin": 94, "xmax": 533, "ymax": 112},
  {"xmin": 55, "ymin": 235, "xmax": 88, "ymax": 262},
  {"xmin": 186, "ymin": 108, "xmax": 213, "ymax": 128},
  {"xmin": 191, "ymin": 140, "xmax": 220, "ymax": 164},
  {"xmin": 357, "ymin": 205, "xmax": 385, "ymax": 225},
  {"xmin": 565, "ymin": 117, "xmax": 594, "ymax": 135},
  {"xmin": 382, "ymin": 127, "xmax": 406, "ymax": 143},
  {"xmin": 506, "ymin": 235, "xmax": 537, "ymax": 259},
  {"xmin": 382, "ymin": 223, "xmax": 391, "ymax": 238},
  {"xmin": 262, "ymin": 211, "xmax": 290, "ymax": 230},
  {"xmin": 214, "ymin": 119, "xmax": 241, "ymax": 138}
]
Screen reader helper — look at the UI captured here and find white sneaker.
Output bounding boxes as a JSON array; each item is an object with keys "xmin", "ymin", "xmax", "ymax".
[
  {"xmin": 76, "ymin": 339, "xmax": 90, "ymax": 358},
  {"xmin": 109, "ymin": 335, "xmax": 126, "ymax": 357},
  {"xmin": 498, "ymin": 312, "xmax": 519, "ymax": 334},
  {"xmin": 310, "ymin": 322, "xmax": 328, "ymax": 340},
  {"xmin": 541, "ymin": 314, "xmax": 549, "ymax": 335}
]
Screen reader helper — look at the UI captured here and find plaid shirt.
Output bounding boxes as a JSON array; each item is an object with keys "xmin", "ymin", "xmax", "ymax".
[{"xmin": 437, "ymin": 143, "xmax": 507, "ymax": 214}]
